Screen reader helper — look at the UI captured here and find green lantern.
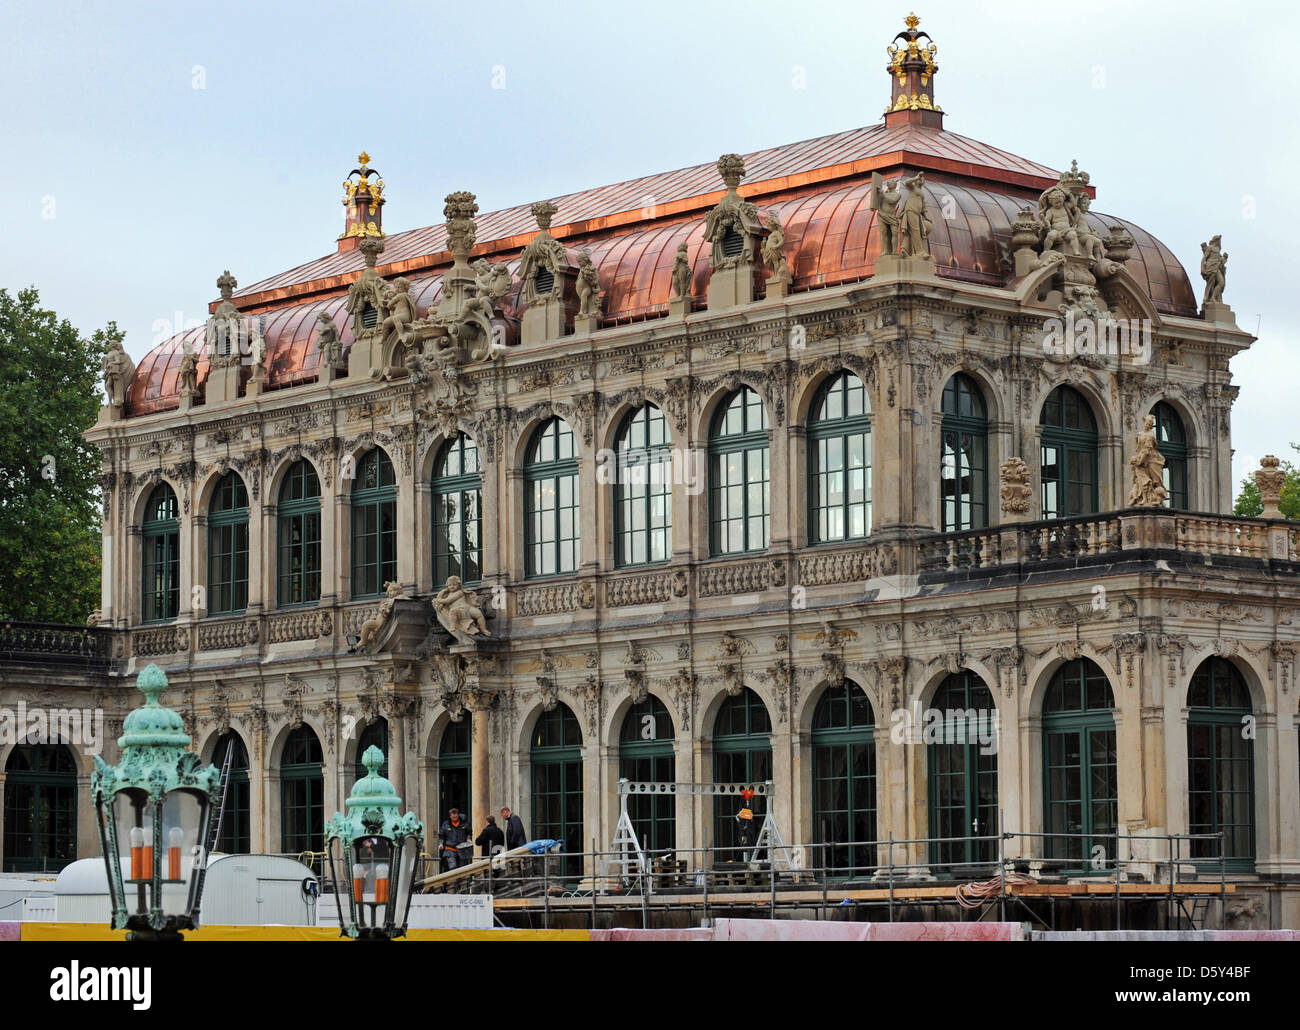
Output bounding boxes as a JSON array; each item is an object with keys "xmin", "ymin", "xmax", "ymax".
[
  {"xmin": 325, "ymin": 745, "xmax": 423, "ymax": 940},
  {"xmin": 90, "ymin": 663, "xmax": 221, "ymax": 941}
]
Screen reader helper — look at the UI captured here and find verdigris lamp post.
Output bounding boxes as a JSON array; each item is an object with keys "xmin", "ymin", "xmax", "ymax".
[
  {"xmin": 90, "ymin": 663, "xmax": 221, "ymax": 941},
  {"xmin": 324, "ymin": 745, "xmax": 423, "ymax": 940}
]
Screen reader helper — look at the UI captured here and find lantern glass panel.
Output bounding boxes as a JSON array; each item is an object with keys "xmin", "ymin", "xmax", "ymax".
[
  {"xmin": 351, "ymin": 836, "xmax": 394, "ymax": 931},
  {"xmin": 326, "ymin": 834, "xmax": 355, "ymax": 932},
  {"xmin": 395, "ymin": 835, "xmax": 419, "ymax": 933},
  {"xmin": 160, "ymin": 790, "xmax": 205, "ymax": 919}
]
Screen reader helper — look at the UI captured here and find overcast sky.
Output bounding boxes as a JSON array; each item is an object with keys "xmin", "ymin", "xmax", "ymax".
[{"xmin": 3, "ymin": 0, "xmax": 1295, "ymax": 495}]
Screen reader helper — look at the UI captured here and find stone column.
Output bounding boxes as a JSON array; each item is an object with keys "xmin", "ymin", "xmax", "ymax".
[{"xmin": 465, "ymin": 689, "xmax": 496, "ymax": 840}]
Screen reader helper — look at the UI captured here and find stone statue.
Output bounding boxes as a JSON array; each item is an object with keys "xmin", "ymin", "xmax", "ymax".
[
  {"xmin": 1038, "ymin": 185, "xmax": 1079, "ymax": 256},
  {"xmin": 1071, "ymin": 194, "xmax": 1106, "ymax": 262},
  {"xmin": 432, "ymin": 575, "xmax": 491, "ymax": 639},
  {"xmin": 179, "ymin": 346, "xmax": 198, "ymax": 396},
  {"xmin": 575, "ymin": 252, "xmax": 601, "ymax": 318},
  {"xmin": 1254, "ymin": 455, "xmax": 1285, "ymax": 518},
  {"xmin": 346, "ymin": 237, "xmax": 388, "ymax": 336},
  {"xmin": 249, "ymin": 324, "xmax": 268, "ymax": 377},
  {"xmin": 1128, "ymin": 413, "xmax": 1168, "ymax": 507},
  {"xmin": 1200, "ymin": 235, "xmax": 1227, "ymax": 307},
  {"xmin": 704, "ymin": 154, "xmax": 764, "ymax": 269},
  {"xmin": 671, "ymin": 242, "xmax": 692, "ymax": 299},
  {"xmin": 357, "ymin": 581, "xmax": 403, "ymax": 651},
  {"xmin": 458, "ymin": 260, "xmax": 512, "ymax": 336},
  {"xmin": 899, "ymin": 172, "xmax": 932, "ymax": 258},
  {"xmin": 999, "ymin": 456, "xmax": 1034, "ymax": 514},
  {"xmin": 316, "ymin": 312, "xmax": 342, "ymax": 367},
  {"xmin": 869, "ymin": 172, "xmax": 901, "ymax": 256},
  {"xmin": 378, "ymin": 277, "xmax": 418, "ymax": 352},
  {"xmin": 101, "ymin": 338, "xmax": 133, "ymax": 406},
  {"xmin": 761, "ymin": 216, "xmax": 792, "ymax": 283},
  {"xmin": 519, "ymin": 200, "xmax": 568, "ymax": 305}
]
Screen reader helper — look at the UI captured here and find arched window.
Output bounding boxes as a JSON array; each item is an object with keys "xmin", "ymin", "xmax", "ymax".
[
  {"xmin": 1040, "ymin": 386, "xmax": 1098, "ymax": 519},
  {"xmin": 3, "ymin": 742, "xmax": 77, "ymax": 872},
  {"xmin": 351, "ymin": 449, "xmax": 397, "ymax": 598},
  {"xmin": 207, "ymin": 473, "xmax": 249, "ymax": 615},
  {"xmin": 712, "ymin": 688, "xmax": 772, "ymax": 852},
  {"xmin": 141, "ymin": 483, "xmax": 180, "ymax": 623},
  {"xmin": 211, "ymin": 732, "xmax": 250, "ymax": 855},
  {"xmin": 614, "ymin": 405, "xmax": 673, "ymax": 567},
  {"xmin": 941, "ymin": 374, "xmax": 988, "ymax": 531},
  {"xmin": 530, "ymin": 704, "xmax": 583, "ymax": 878},
  {"xmin": 280, "ymin": 726, "xmax": 324, "ymax": 856},
  {"xmin": 619, "ymin": 696, "xmax": 676, "ymax": 853},
  {"xmin": 710, "ymin": 388, "xmax": 770, "ymax": 555},
  {"xmin": 525, "ymin": 419, "xmax": 579, "ymax": 578},
  {"xmin": 809, "ymin": 373, "xmax": 871, "ymax": 543},
  {"xmin": 432, "ymin": 434, "xmax": 482, "ymax": 586},
  {"xmin": 438, "ymin": 720, "xmax": 471, "ymax": 827},
  {"xmin": 927, "ymin": 671, "xmax": 998, "ymax": 872},
  {"xmin": 277, "ymin": 461, "xmax": 321, "ymax": 607},
  {"xmin": 1152, "ymin": 402, "xmax": 1188, "ymax": 510},
  {"xmin": 1188, "ymin": 658, "xmax": 1255, "ymax": 869},
  {"xmin": 354, "ymin": 718, "xmax": 388, "ymax": 782},
  {"xmin": 812, "ymin": 680, "xmax": 877, "ymax": 878},
  {"xmin": 1043, "ymin": 659, "xmax": 1117, "ymax": 867}
]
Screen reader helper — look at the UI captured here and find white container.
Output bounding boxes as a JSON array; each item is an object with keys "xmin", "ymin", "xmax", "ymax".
[{"xmin": 317, "ymin": 892, "xmax": 493, "ymax": 930}]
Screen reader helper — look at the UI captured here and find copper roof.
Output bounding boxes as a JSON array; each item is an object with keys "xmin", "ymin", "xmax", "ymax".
[{"xmin": 127, "ymin": 121, "xmax": 1199, "ymax": 416}]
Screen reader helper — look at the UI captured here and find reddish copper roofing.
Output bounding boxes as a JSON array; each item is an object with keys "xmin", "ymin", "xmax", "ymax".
[{"xmin": 127, "ymin": 121, "xmax": 1199, "ymax": 416}]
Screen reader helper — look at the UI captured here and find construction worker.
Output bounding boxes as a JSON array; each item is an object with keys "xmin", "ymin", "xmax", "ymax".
[
  {"xmin": 736, "ymin": 806, "xmax": 758, "ymax": 853},
  {"xmin": 438, "ymin": 807, "xmax": 473, "ymax": 870},
  {"xmin": 475, "ymin": 815, "xmax": 505, "ymax": 858}
]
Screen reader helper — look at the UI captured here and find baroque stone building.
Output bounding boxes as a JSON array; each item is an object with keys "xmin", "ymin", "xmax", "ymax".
[{"xmin": 5, "ymin": 14, "xmax": 1298, "ymax": 926}]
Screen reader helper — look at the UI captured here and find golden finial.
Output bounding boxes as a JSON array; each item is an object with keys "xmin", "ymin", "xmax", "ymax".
[
  {"xmin": 905, "ymin": 12, "xmax": 919, "ymax": 30},
  {"xmin": 357, "ymin": 151, "xmax": 371, "ymax": 168}
]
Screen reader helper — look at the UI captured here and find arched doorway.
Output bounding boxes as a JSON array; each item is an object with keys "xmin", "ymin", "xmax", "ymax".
[
  {"xmin": 811, "ymin": 680, "xmax": 877, "ymax": 878},
  {"xmin": 1187, "ymin": 658, "xmax": 1255, "ymax": 870},
  {"xmin": 712, "ymin": 688, "xmax": 772, "ymax": 852},
  {"xmin": 3, "ymin": 742, "xmax": 78, "ymax": 872},
  {"xmin": 438, "ymin": 719, "xmax": 471, "ymax": 827},
  {"xmin": 530, "ymin": 704, "xmax": 583, "ymax": 878},
  {"xmin": 927, "ymin": 671, "xmax": 998, "ymax": 873},
  {"xmin": 619, "ymin": 696, "xmax": 676, "ymax": 854},
  {"xmin": 280, "ymin": 725, "xmax": 324, "ymax": 857},
  {"xmin": 211, "ymin": 731, "xmax": 250, "ymax": 855}
]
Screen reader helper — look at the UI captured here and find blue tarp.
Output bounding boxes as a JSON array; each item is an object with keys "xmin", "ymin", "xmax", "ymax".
[{"xmin": 525, "ymin": 839, "xmax": 563, "ymax": 855}]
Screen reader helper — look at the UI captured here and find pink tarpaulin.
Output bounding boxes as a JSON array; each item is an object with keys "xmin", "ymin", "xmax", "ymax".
[{"xmin": 711, "ymin": 919, "xmax": 1028, "ymax": 941}]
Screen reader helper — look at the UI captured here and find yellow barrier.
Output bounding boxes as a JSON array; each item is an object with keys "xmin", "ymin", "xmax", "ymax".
[{"xmin": 20, "ymin": 922, "xmax": 589, "ymax": 942}]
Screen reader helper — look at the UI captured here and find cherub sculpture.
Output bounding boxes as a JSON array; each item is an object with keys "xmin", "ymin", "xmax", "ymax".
[
  {"xmin": 357, "ymin": 581, "xmax": 403, "ymax": 651},
  {"xmin": 575, "ymin": 252, "xmax": 601, "ymax": 318},
  {"xmin": 432, "ymin": 575, "xmax": 490, "ymax": 639}
]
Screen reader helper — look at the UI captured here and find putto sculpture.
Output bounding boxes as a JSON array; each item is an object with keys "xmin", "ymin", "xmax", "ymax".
[
  {"xmin": 575, "ymin": 252, "xmax": 601, "ymax": 319},
  {"xmin": 432, "ymin": 575, "xmax": 491, "ymax": 641},
  {"xmin": 356, "ymin": 581, "xmax": 404, "ymax": 652},
  {"xmin": 761, "ymin": 216, "xmax": 792, "ymax": 285},
  {"xmin": 1128, "ymin": 413, "xmax": 1169, "ymax": 507}
]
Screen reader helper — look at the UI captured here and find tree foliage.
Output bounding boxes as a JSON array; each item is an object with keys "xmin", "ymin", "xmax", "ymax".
[
  {"xmin": 0, "ymin": 287, "xmax": 108, "ymax": 623},
  {"xmin": 1233, "ymin": 444, "xmax": 1300, "ymax": 520}
]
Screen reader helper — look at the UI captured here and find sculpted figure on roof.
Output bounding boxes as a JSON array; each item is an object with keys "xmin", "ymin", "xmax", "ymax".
[
  {"xmin": 762, "ymin": 216, "xmax": 792, "ymax": 284},
  {"xmin": 1200, "ymin": 235, "xmax": 1227, "ymax": 307},
  {"xmin": 1038, "ymin": 186, "xmax": 1079, "ymax": 256},
  {"xmin": 178, "ymin": 346, "xmax": 198, "ymax": 397},
  {"xmin": 346, "ymin": 237, "xmax": 389, "ymax": 338},
  {"xmin": 671, "ymin": 242, "xmax": 693, "ymax": 299},
  {"xmin": 316, "ymin": 312, "xmax": 342, "ymax": 368},
  {"xmin": 576, "ymin": 252, "xmax": 601, "ymax": 318},
  {"xmin": 379, "ymin": 277, "xmax": 418, "ymax": 353},
  {"xmin": 705, "ymin": 154, "xmax": 764, "ymax": 270},
  {"xmin": 1071, "ymin": 194, "xmax": 1106, "ymax": 262},
  {"xmin": 519, "ymin": 200, "xmax": 569, "ymax": 306},
  {"xmin": 101, "ymin": 337, "xmax": 134, "ymax": 407},
  {"xmin": 870, "ymin": 172, "xmax": 901, "ymax": 256},
  {"xmin": 898, "ymin": 172, "xmax": 932, "ymax": 258}
]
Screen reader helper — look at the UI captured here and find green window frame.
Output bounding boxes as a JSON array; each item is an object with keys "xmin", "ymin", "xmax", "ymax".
[
  {"xmin": 927, "ymin": 671, "xmax": 999, "ymax": 873},
  {"xmin": 350, "ymin": 449, "xmax": 397, "ymax": 599},
  {"xmin": 710, "ymin": 387, "xmax": 770, "ymax": 555},
  {"xmin": 712, "ymin": 688, "xmax": 773, "ymax": 853},
  {"xmin": 1042, "ymin": 659, "xmax": 1117, "ymax": 870},
  {"xmin": 280, "ymin": 725, "xmax": 324, "ymax": 856},
  {"xmin": 141, "ymin": 483, "xmax": 180, "ymax": 623},
  {"xmin": 614, "ymin": 405, "xmax": 673, "ymax": 568},
  {"xmin": 277, "ymin": 460, "xmax": 321, "ymax": 607},
  {"xmin": 940, "ymin": 373, "xmax": 988, "ymax": 531},
  {"xmin": 525, "ymin": 419, "xmax": 580, "ymax": 578},
  {"xmin": 1040, "ymin": 385, "xmax": 1098, "ymax": 519},
  {"xmin": 530, "ymin": 703, "xmax": 584, "ymax": 879},
  {"xmin": 1187, "ymin": 658, "xmax": 1255, "ymax": 870},
  {"xmin": 1152, "ymin": 402, "xmax": 1189, "ymax": 510},
  {"xmin": 207, "ymin": 473, "xmax": 249, "ymax": 616},
  {"xmin": 354, "ymin": 718, "xmax": 388, "ymax": 782},
  {"xmin": 212, "ymin": 731, "xmax": 250, "ymax": 855},
  {"xmin": 811, "ymin": 680, "xmax": 877, "ymax": 879},
  {"xmin": 432, "ymin": 434, "xmax": 483, "ymax": 586},
  {"xmin": 438, "ymin": 720, "xmax": 471, "ymax": 828},
  {"xmin": 3, "ymin": 743, "xmax": 78, "ymax": 872},
  {"xmin": 808, "ymin": 372, "xmax": 871, "ymax": 543},
  {"xmin": 619, "ymin": 696, "xmax": 676, "ymax": 854}
]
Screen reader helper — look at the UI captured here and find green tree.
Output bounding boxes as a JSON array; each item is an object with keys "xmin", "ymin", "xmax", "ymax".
[
  {"xmin": 0, "ymin": 287, "xmax": 109, "ymax": 623},
  {"xmin": 1233, "ymin": 444, "xmax": 1300, "ymax": 520}
]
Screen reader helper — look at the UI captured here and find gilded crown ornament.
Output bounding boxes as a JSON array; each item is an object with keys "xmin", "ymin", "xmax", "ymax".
[{"xmin": 341, "ymin": 150, "xmax": 386, "ymax": 241}]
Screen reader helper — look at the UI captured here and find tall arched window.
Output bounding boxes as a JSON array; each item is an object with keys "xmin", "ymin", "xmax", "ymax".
[
  {"xmin": 141, "ymin": 483, "xmax": 180, "ymax": 623},
  {"xmin": 619, "ymin": 696, "xmax": 676, "ymax": 853},
  {"xmin": 354, "ymin": 718, "xmax": 388, "ymax": 782},
  {"xmin": 432, "ymin": 434, "xmax": 482, "ymax": 586},
  {"xmin": 438, "ymin": 720, "xmax": 471, "ymax": 827},
  {"xmin": 3, "ymin": 742, "xmax": 77, "ymax": 872},
  {"xmin": 277, "ymin": 460, "xmax": 321, "ymax": 607},
  {"xmin": 812, "ymin": 680, "xmax": 877, "ymax": 878},
  {"xmin": 614, "ymin": 405, "xmax": 673, "ymax": 567},
  {"xmin": 941, "ymin": 374, "xmax": 988, "ymax": 531},
  {"xmin": 1040, "ymin": 386, "xmax": 1098, "ymax": 519},
  {"xmin": 525, "ymin": 419, "xmax": 579, "ymax": 578},
  {"xmin": 809, "ymin": 373, "xmax": 871, "ymax": 543},
  {"xmin": 712, "ymin": 688, "xmax": 772, "ymax": 851},
  {"xmin": 927, "ymin": 671, "xmax": 998, "ymax": 872},
  {"xmin": 1188, "ymin": 658, "xmax": 1255, "ymax": 870},
  {"xmin": 1043, "ymin": 659, "xmax": 1117, "ymax": 867},
  {"xmin": 351, "ymin": 449, "xmax": 397, "ymax": 598},
  {"xmin": 710, "ymin": 387, "xmax": 770, "ymax": 555},
  {"xmin": 530, "ymin": 704, "xmax": 583, "ymax": 878},
  {"xmin": 212, "ymin": 731, "xmax": 250, "ymax": 855},
  {"xmin": 280, "ymin": 725, "xmax": 324, "ymax": 856},
  {"xmin": 1152, "ymin": 402, "xmax": 1188, "ymax": 510},
  {"xmin": 207, "ymin": 473, "xmax": 249, "ymax": 615}
]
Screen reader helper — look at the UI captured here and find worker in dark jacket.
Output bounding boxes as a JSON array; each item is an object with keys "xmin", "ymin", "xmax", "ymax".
[
  {"xmin": 500, "ymin": 806, "xmax": 527, "ymax": 850},
  {"xmin": 438, "ymin": 808, "xmax": 473, "ymax": 870},
  {"xmin": 475, "ymin": 815, "xmax": 505, "ymax": 858}
]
